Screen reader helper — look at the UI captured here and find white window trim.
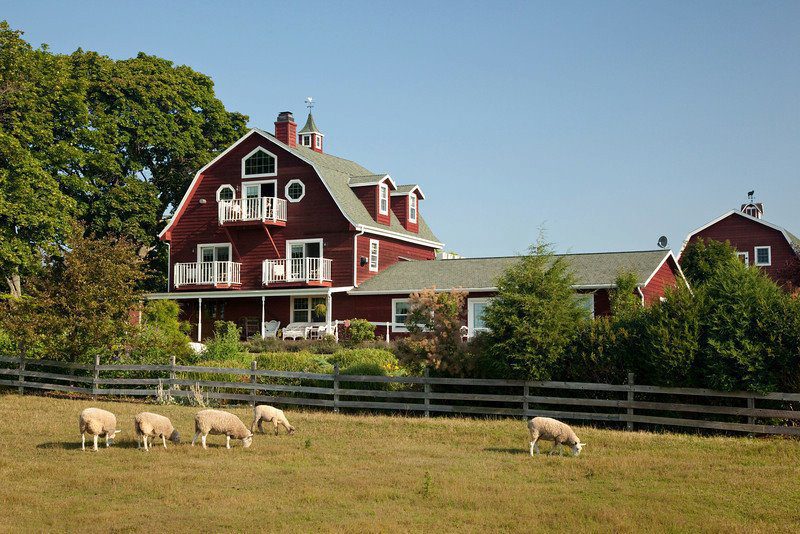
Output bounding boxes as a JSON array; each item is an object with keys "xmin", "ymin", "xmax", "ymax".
[
  {"xmin": 285, "ymin": 179, "xmax": 306, "ymax": 202},
  {"xmin": 754, "ymin": 246, "xmax": 772, "ymax": 266},
  {"xmin": 315, "ymin": 135, "xmax": 321, "ymax": 149},
  {"xmin": 467, "ymin": 297, "xmax": 493, "ymax": 338},
  {"xmin": 290, "ymin": 295, "xmax": 327, "ymax": 324},
  {"xmin": 216, "ymin": 184, "xmax": 235, "ymax": 202},
  {"xmin": 286, "ymin": 238, "xmax": 324, "ymax": 260},
  {"xmin": 301, "ymin": 135, "xmax": 311, "ymax": 147},
  {"xmin": 736, "ymin": 251, "xmax": 750, "ymax": 266},
  {"xmin": 241, "ymin": 147, "xmax": 278, "ymax": 178},
  {"xmin": 392, "ymin": 298, "xmax": 410, "ymax": 332},
  {"xmin": 378, "ymin": 183, "xmax": 389, "ymax": 215},
  {"xmin": 369, "ymin": 239, "xmax": 379, "ymax": 272},
  {"xmin": 196, "ymin": 243, "xmax": 232, "ymax": 264},
  {"xmin": 243, "ymin": 179, "xmax": 278, "ymax": 198},
  {"xmin": 408, "ymin": 194, "xmax": 417, "ymax": 223},
  {"xmin": 574, "ymin": 293, "xmax": 595, "ymax": 319}
]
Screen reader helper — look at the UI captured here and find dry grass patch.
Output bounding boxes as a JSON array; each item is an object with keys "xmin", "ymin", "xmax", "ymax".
[{"xmin": 0, "ymin": 393, "xmax": 798, "ymax": 533}]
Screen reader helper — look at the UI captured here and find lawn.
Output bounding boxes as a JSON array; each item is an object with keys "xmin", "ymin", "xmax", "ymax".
[{"xmin": 0, "ymin": 394, "xmax": 798, "ymax": 533}]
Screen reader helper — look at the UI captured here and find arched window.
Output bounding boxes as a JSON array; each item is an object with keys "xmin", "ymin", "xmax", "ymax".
[
  {"xmin": 242, "ymin": 147, "xmax": 277, "ymax": 178},
  {"xmin": 216, "ymin": 185, "xmax": 235, "ymax": 201}
]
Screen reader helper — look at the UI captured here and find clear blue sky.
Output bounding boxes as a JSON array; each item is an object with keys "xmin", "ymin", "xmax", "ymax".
[{"xmin": 4, "ymin": 1, "xmax": 799, "ymax": 256}]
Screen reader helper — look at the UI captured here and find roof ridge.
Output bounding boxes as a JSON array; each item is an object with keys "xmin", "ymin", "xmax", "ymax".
[{"xmin": 431, "ymin": 250, "xmax": 668, "ymax": 261}]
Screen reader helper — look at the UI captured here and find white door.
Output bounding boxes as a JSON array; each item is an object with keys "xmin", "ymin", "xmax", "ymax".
[{"xmin": 289, "ymin": 242, "xmax": 321, "ymax": 281}]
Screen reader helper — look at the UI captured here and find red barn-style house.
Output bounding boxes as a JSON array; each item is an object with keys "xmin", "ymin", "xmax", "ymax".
[
  {"xmin": 151, "ymin": 111, "xmax": 686, "ymax": 341},
  {"xmin": 680, "ymin": 200, "xmax": 800, "ymax": 289}
]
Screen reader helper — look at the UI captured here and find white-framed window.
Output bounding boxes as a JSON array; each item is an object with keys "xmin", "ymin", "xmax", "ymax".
[
  {"xmin": 242, "ymin": 147, "xmax": 277, "ymax": 178},
  {"xmin": 408, "ymin": 194, "xmax": 417, "ymax": 223},
  {"xmin": 736, "ymin": 251, "xmax": 749, "ymax": 266},
  {"xmin": 291, "ymin": 296, "xmax": 326, "ymax": 323},
  {"xmin": 754, "ymin": 246, "xmax": 771, "ymax": 266},
  {"xmin": 315, "ymin": 135, "xmax": 321, "ymax": 149},
  {"xmin": 467, "ymin": 298, "xmax": 493, "ymax": 337},
  {"xmin": 243, "ymin": 179, "xmax": 277, "ymax": 199},
  {"xmin": 392, "ymin": 298, "xmax": 411, "ymax": 332},
  {"xmin": 379, "ymin": 183, "xmax": 389, "ymax": 215},
  {"xmin": 197, "ymin": 243, "xmax": 232, "ymax": 264},
  {"xmin": 285, "ymin": 179, "xmax": 305, "ymax": 202},
  {"xmin": 301, "ymin": 135, "xmax": 311, "ymax": 146},
  {"xmin": 573, "ymin": 294, "xmax": 595, "ymax": 319},
  {"xmin": 216, "ymin": 185, "xmax": 235, "ymax": 202},
  {"xmin": 369, "ymin": 239, "xmax": 379, "ymax": 272}
]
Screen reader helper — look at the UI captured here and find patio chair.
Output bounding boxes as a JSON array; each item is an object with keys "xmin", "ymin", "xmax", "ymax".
[
  {"xmin": 282, "ymin": 322, "xmax": 309, "ymax": 340},
  {"xmin": 307, "ymin": 324, "xmax": 328, "ymax": 340},
  {"xmin": 262, "ymin": 320, "xmax": 280, "ymax": 338}
]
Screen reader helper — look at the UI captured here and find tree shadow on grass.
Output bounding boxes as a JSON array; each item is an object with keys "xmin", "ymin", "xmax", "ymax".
[{"xmin": 483, "ymin": 447, "xmax": 528, "ymax": 455}]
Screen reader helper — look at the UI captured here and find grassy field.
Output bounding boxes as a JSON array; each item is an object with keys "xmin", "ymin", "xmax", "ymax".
[{"xmin": 0, "ymin": 394, "xmax": 799, "ymax": 533}]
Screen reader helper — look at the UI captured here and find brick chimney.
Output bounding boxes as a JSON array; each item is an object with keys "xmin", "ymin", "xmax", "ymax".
[{"xmin": 274, "ymin": 111, "xmax": 297, "ymax": 148}]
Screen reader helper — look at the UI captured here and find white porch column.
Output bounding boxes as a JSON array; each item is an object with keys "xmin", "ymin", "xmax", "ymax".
[
  {"xmin": 197, "ymin": 297, "xmax": 203, "ymax": 342},
  {"xmin": 325, "ymin": 292, "xmax": 333, "ymax": 326},
  {"xmin": 261, "ymin": 296, "xmax": 266, "ymax": 337}
]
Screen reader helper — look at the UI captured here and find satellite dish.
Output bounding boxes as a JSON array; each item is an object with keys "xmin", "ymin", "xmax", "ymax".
[{"xmin": 657, "ymin": 236, "xmax": 669, "ymax": 249}]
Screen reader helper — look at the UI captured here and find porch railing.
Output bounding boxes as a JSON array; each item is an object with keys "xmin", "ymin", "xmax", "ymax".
[
  {"xmin": 174, "ymin": 261, "xmax": 241, "ymax": 287},
  {"xmin": 262, "ymin": 258, "xmax": 332, "ymax": 285},
  {"xmin": 218, "ymin": 197, "xmax": 287, "ymax": 225}
]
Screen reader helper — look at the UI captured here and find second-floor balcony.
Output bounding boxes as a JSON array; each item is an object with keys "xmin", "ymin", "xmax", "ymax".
[
  {"xmin": 218, "ymin": 197, "xmax": 287, "ymax": 227},
  {"xmin": 262, "ymin": 258, "xmax": 333, "ymax": 287},
  {"xmin": 174, "ymin": 261, "xmax": 241, "ymax": 289}
]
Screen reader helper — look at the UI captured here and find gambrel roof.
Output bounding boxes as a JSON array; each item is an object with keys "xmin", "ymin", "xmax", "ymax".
[
  {"xmin": 680, "ymin": 210, "xmax": 800, "ymax": 257},
  {"xmin": 160, "ymin": 129, "xmax": 442, "ymax": 247},
  {"xmin": 350, "ymin": 250, "xmax": 680, "ymax": 294}
]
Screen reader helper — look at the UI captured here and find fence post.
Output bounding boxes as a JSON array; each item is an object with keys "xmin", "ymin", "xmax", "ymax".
[
  {"xmin": 423, "ymin": 367, "xmax": 430, "ymax": 417},
  {"xmin": 17, "ymin": 356, "xmax": 25, "ymax": 395},
  {"xmin": 92, "ymin": 355, "xmax": 100, "ymax": 400},
  {"xmin": 626, "ymin": 372, "xmax": 635, "ymax": 431},
  {"xmin": 168, "ymin": 355, "xmax": 176, "ymax": 400},
  {"xmin": 250, "ymin": 360, "xmax": 258, "ymax": 408},
  {"xmin": 747, "ymin": 396, "xmax": 755, "ymax": 427},
  {"xmin": 523, "ymin": 382, "xmax": 529, "ymax": 419},
  {"xmin": 333, "ymin": 363, "xmax": 340, "ymax": 413}
]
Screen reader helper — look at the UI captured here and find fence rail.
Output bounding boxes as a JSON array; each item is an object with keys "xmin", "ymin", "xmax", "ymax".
[{"xmin": 1, "ymin": 356, "xmax": 798, "ymax": 436}]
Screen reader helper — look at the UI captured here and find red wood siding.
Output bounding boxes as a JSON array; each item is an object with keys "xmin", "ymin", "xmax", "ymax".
[
  {"xmin": 390, "ymin": 194, "xmax": 419, "ymax": 233},
  {"xmin": 355, "ymin": 234, "xmax": 436, "ymax": 285},
  {"xmin": 167, "ymin": 133, "xmax": 355, "ymax": 290},
  {"xmin": 641, "ymin": 255, "xmax": 680, "ymax": 305},
  {"xmin": 685, "ymin": 213, "xmax": 799, "ymax": 287},
  {"xmin": 593, "ymin": 290, "xmax": 611, "ymax": 316}
]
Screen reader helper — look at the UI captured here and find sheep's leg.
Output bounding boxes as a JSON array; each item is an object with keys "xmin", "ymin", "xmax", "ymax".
[
  {"xmin": 162, "ymin": 435, "xmax": 167, "ymax": 449},
  {"xmin": 201, "ymin": 434, "xmax": 207, "ymax": 449},
  {"xmin": 105, "ymin": 433, "xmax": 110, "ymax": 448},
  {"xmin": 273, "ymin": 419, "xmax": 279, "ymax": 436},
  {"xmin": 81, "ymin": 433, "xmax": 85, "ymax": 451},
  {"xmin": 258, "ymin": 419, "xmax": 264, "ymax": 434},
  {"xmin": 226, "ymin": 435, "xmax": 231, "ymax": 449},
  {"xmin": 192, "ymin": 432, "xmax": 199, "ymax": 446},
  {"xmin": 93, "ymin": 434, "xmax": 98, "ymax": 452},
  {"xmin": 530, "ymin": 439, "xmax": 540, "ymax": 456}
]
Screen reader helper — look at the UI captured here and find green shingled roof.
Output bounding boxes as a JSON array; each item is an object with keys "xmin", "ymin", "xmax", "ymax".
[
  {"xmin": 252, "ymin": 129, "xmax": 441, "ymax": 245},
  {"xmin": 299, "ymin": 113, "xmax": 322, "ymax": 134},
  {"xmin": 350, "ymin": 250, "xmax": 672, "ymax": 293},
  {"xmin": 349, "ymin": 174, "xmax": 389, "ymax": 186}
]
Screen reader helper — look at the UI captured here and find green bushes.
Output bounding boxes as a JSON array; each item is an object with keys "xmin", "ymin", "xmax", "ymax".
[
  {"xmin": 342, "ymin": 319, "xmax": 376, "ymax": 343},
  {"xmin": 203, "ymin": 321, "xmax": 244, "ymax": 361},
  {"xmin": 255, "ymin": 351, "xmax": 333, "ymax": 374},
  {"xmin": 129, "ymin": 300, "xmax": 194, "ymax": 364}
]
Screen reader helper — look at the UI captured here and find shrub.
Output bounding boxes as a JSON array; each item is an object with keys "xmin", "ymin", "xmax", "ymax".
[
  {"xmin": 129, "ymin": 300, "xmax": 194, "ymax": 364},
  {"xmin": 342, "ymin": 319, "xmax": 376, "ymax": 344},
  {"xmin": 328, "ymin": 348, "xmax": 398, "ymax": 370},
  {"xmin": 203, "ymin": 321, "xmax": 244, "ymax": 361},
  {"xmin": 0, "ymin": 329, "xmax": 12, "ymax": 357},
  {"xmin": 244, "ymin": 335, "xmax": 284, "ymax": 353},
  {"xmin": 255, "ymin": 351, "xmax": 333, "ymax": 374}
]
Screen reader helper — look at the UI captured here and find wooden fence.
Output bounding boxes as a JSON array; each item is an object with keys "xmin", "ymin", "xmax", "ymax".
[{"xmin": 1, "ymin": 355, "xmax": 799, "ymax": 436}]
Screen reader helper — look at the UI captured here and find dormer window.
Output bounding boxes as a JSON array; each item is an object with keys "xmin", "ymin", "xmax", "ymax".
[
  {"xmin": 409, "ymin": 195, "xmax": 417, "ymax": 223},
  {"xmin": 315, "ymin": 135, "xmax": 321, "ymax": 149},
  {"xmin": 301, "ymin": 135, "xmax": 311, "ymax": 147},
  {"xmin": 379, "ymin": 183, "xmax": 389, "ymax": 215},
  {"xmin": 242, "ymin": 147, "xmax": 277, "ymax": 178}
]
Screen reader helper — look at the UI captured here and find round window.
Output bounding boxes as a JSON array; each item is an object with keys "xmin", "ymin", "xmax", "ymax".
[{"xmin": 285, "ymin": 180, "xmax": 305, "ymax": 202}]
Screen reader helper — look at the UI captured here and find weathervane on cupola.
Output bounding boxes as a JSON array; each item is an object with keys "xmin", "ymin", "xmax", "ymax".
[{"xmin": 299, "ymin": 96, "xmax": 324, "ymax": 153}]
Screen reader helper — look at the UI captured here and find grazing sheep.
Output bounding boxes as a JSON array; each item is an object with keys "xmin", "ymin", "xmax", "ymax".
[
  {"xmin": 251, "ymin": 405, "xmax": 295, "ymax": 435},
  {"xmin": 191, "ymin": 409, "xmax": 253, "ymax": 449},
  {"xmin": 79, "ymin": 408, "xmax": 122, "ymax": 451},
  {"xmin": 134, "ymin": 412, "xmax": 180, "ymax": 451},
  {"xmin": 528, "ymin": 417, "xmax": 585, "ymax": 457}
]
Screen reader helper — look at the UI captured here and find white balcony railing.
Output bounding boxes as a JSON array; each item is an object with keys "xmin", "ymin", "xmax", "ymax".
[
  {"xmin": 174, "ymin": 261, "xmax": 241, "ymax": 288},
  {"xmin": 218, "ymin": 197, "xmax": 287, "ymax": 225},
  {"xmin": 262, "ymin": 258, "xmax": 333, "ymax": 285}
]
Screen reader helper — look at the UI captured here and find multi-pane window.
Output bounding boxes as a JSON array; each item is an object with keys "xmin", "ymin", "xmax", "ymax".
[
  {"xmin": 315, "ymin": 135, "xmax": 321, "ymax": 149},
  {"xmin": 292, "ymin": 297, "xmax": 326, "ymax": 323},
  {"xmin": 217, "ymin": 185, "xmax": 235, "ymax": 201},
  {"xmin": 301, "ymin": 135, "xmax": 311, "ymax": 146},
  {"xmin": 369, "ymin": 239, "xmax": 379, "ymax": 272},
  {"xmin": 755, "ymin": 246, "xmax": 771, "ymax": 266},
  {"xmin": 379, "ymin": 183, "xmax": 389, "ymax": 214},
  {"xmin": 285, "ymin": 180, "xmax": 305, "ymax": 202},
  {"xmin": 392, "ymin": 299, "xmax": 410, "ymax": 331},
  {"xmin": 243, "ymin": 149, "xmax": 276, "ymax": 176},
  {"xmin": 409, "ymin": 195, "xmax": 417, "ymax": 222}
]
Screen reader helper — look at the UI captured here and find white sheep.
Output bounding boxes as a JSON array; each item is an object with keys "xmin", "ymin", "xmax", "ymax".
[
  {"xmin": 528, "ymin": 416, "xmax": 586, "ymax": 457},
  {"xmin": 191, "ymin": 409, "xmax": 253, "ymax": 449},
  {"xmin": 134, "ymin": 412, "xmax": 180, "ymax": 451},
  {"xmin": 79, "ymin": 408, "xmax": 122, "ymax": 451},
  {"xmin": 251, "ymin": 405, "xmax": 295, "ymax": 435}
]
